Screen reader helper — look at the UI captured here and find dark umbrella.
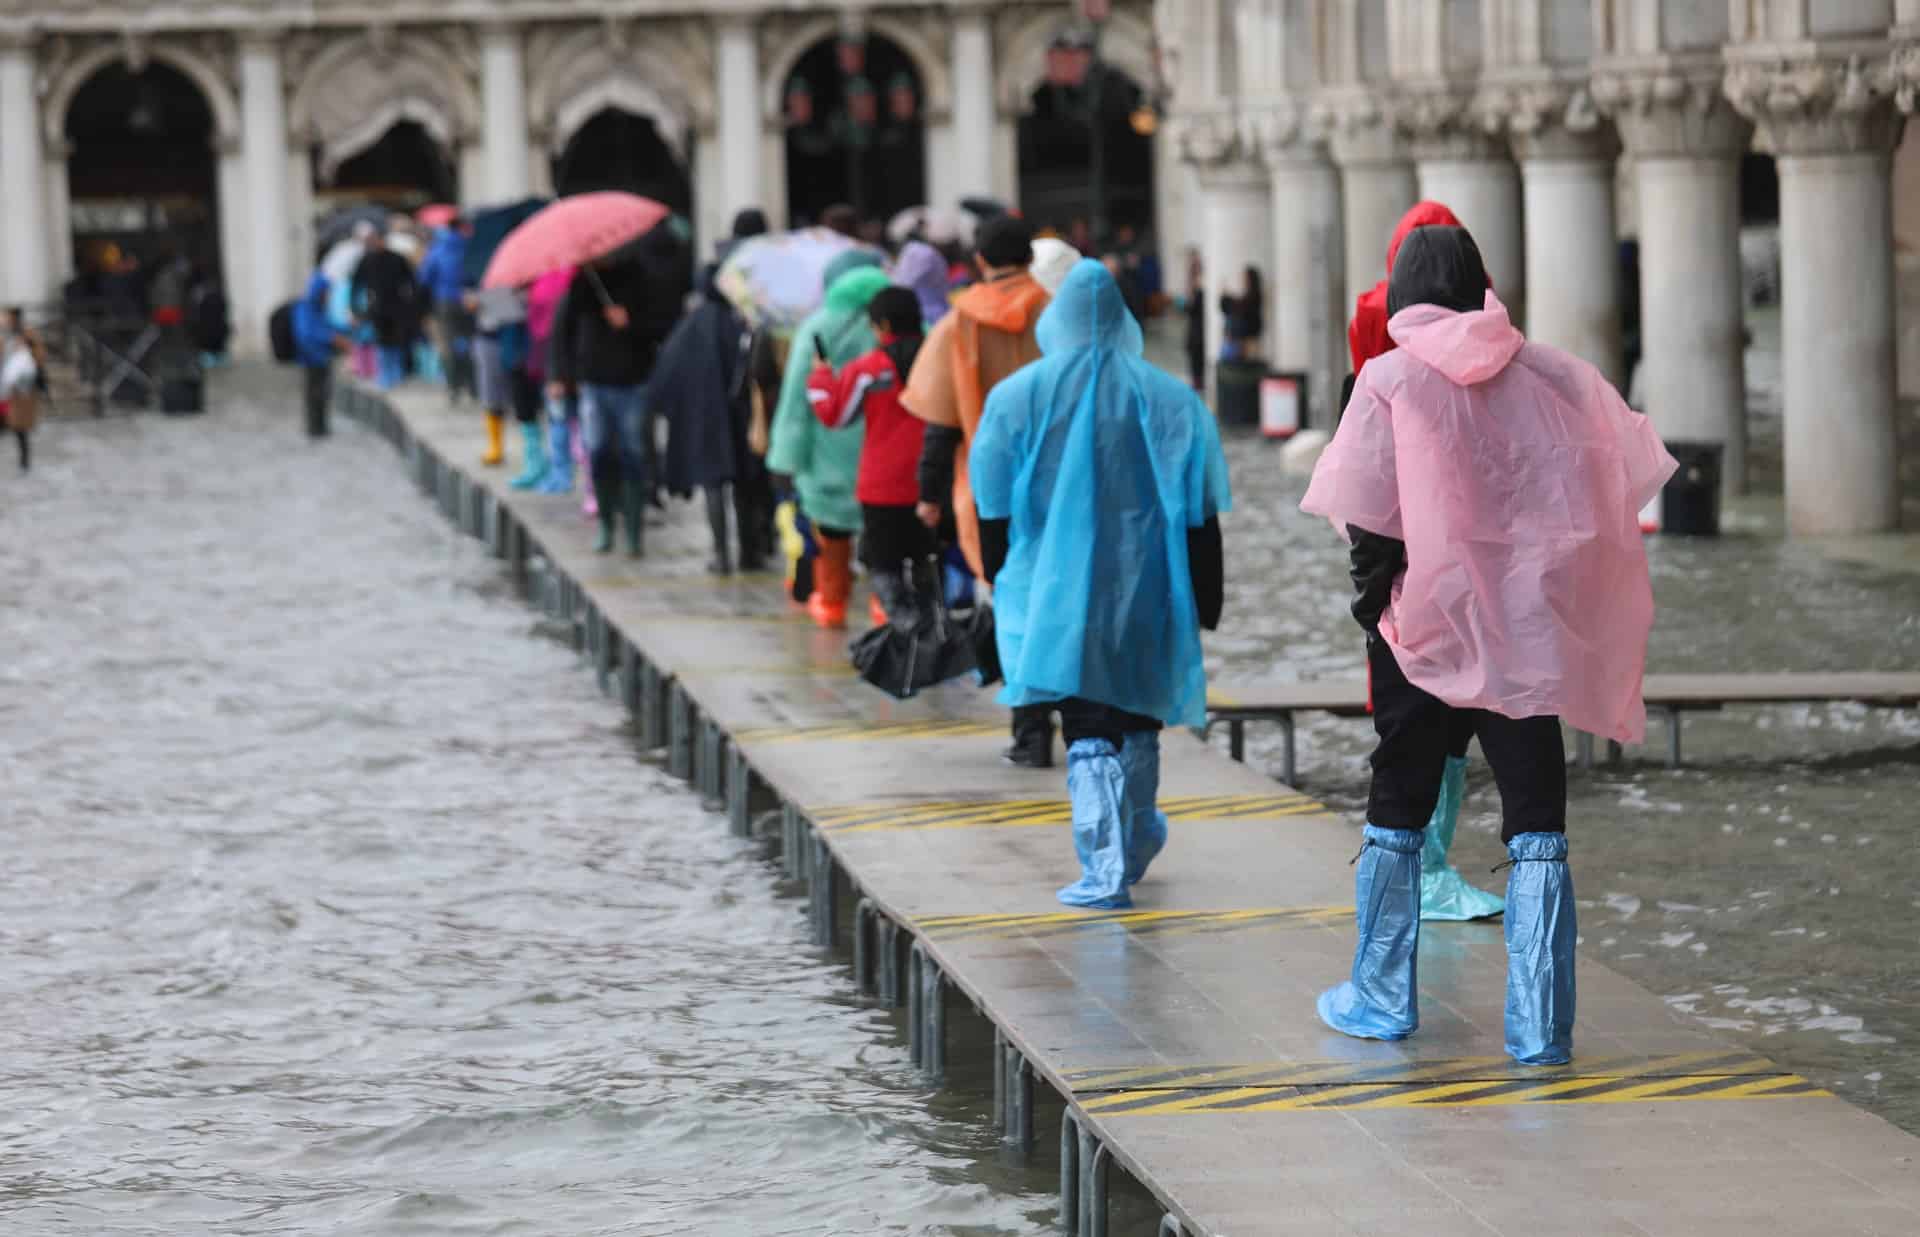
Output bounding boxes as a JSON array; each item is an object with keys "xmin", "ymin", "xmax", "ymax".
[
  {"xmin": 460, "ymin": 198, "xmax": 550, "ymax": 289},
  {"xmin": 960, "ymin": 196, "xmax": 1012, "ymax": 221},
  {"xmin": 848, "ymin": 562, "xmax": 979, "ymax": 700},
  {"xmin": 314, "ymin": 204, "xmax": 391, "ymax": 253}
]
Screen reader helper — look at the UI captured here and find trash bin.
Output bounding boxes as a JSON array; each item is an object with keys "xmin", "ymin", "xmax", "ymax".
[
  {"xmin": 1660, "ymin": 440, "xmax": 1723, "ymax": 536},
  {"xmin": 1215, "ymin": 359, "xmax": 1265, "ymax": 427}
]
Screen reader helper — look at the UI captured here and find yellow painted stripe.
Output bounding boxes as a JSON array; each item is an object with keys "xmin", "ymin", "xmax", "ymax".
[
  {"xmin": 814, "ymin": 793, "xmax": 1325, "ymax": 834},
  {"xmin": 1078, "ymin": 1071, "xmax": 1829, "ymax": 1117},
  {"xmin": 1063, "ymin": 1050, "xmax": 1780, "ymax": 1094},
  {"xmin": 736, "ymin": 720, "xmax": 1004, "ymax": 744},
  {"xmin": 917, "ymin": 905, "xmax": 1351, "ymax": 941}
]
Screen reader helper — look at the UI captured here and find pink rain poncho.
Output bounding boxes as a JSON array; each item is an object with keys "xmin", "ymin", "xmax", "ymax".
[{"xmin": 1302, "ymin": 292, "xmax": 1677, "ymax": 744}]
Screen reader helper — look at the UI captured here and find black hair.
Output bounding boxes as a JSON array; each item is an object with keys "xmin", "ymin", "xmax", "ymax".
[
  {"xmin": 1386, "ymin": 226, "xmax": 1487, "ymax": 317},
  {"xmin": 867, "ymin": 286, "xmax": 923, "ymax": 336},
  {"xmin": 1244, "ymin": 265, "xmax": 1264, "ymax": 303},
  {"xmin": 975, "ymin": 215, "xmax": 1035, "ymax": 270},
  {"xmin": 820, "ymin": 204, "xmax": 860, "ymax": 238},
  {"xmin": 731, "ymin": 208, "xmax": 769, "ymax": 239}
]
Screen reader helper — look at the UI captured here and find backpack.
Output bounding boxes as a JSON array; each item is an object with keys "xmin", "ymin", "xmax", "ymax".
[{"xmin": 268, "ymin": 301, "xmax": 297, "ymax": 363}]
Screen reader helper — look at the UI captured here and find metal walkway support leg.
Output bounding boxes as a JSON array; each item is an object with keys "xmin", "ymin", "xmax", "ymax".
[
  {"xmin": 907, "ymin": 943, "xmax": 924, "ymax": 1068},
  {"xmin": 920, "ymin": 946, "xmax": 945, "ymax": 1083},
  {"xmin": 1665, "ymin": 707, "xmax": 1683, "ymax": 767},
  {"xmin": 876, "ymin": 915, "xmax": 900, "ymax": 1005},
  {"xmin": 780, "ymin": 804, "xmax": 804, "ymax": 879},
  {"xmin": 1079, "ymin": 1128, "xmax": 1109, "ymax": 1237},
  {"xmin": 1229, "ymin": 719, "xmax": 1246, "ymax": 763},
  {"xmin": 668, "ymin": 684, "xmax": 693, "ymax": 781},
  {"xmin": 1280, "ymin": 712, "xmax": 1298, "ymax": 786},
  {"xmin": 1157, "ymin": 1217, "xmax": 1186, "ymax": 1237},
  {"xmin": 639, "ymin": 662, "xmax": 666, "ymax": 749},
  {"xmin": 1059, "ymin": 1109, "xmax": 1081, "ymax": 1232},
  {"xmin": 1004, "ymin": 1039, "xmax": 1033, "ymax": 1155},
  {"xmin": 808, "ymin": 832, "xmax": 835, "ymax": 947},
  {"xmin": 727, "ymin": 745, "xmax": 751, "ymax": 836},
  {"xmin": 853, "ymin": 899, "xmax": 878, "ymax": 996},
  {"xmin": 1576, "ymin": 731, "xmax": 1596, "ymax": 769}
]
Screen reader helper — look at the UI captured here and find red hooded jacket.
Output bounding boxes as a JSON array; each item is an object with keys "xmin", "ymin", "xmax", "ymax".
[{"xmin": 1346, "ymin": 201, "xmax": 1471, "ymax": 373}]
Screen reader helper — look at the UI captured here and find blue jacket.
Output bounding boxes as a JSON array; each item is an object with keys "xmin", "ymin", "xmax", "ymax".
[
  {"xmin": 293, "ymin": 272, "xmax": 340, "ymax": 368},
  {"xmin": 418, "ymin": 229, "xmax": 469, "ymax": 305}
]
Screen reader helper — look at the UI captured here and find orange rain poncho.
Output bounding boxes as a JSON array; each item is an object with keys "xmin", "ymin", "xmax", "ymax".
[{"xmin": 901, "ymin": 271, "xmax": 1050, "ymax": 576}]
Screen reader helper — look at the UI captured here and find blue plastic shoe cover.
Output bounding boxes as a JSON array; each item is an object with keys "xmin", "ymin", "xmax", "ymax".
[
  {"xmin": 1119, "ymin": 731, "xmax": 1168, "ymax": 887},
  {"xmin": 1504, "ymin": 831, "xmax": 1576, "ymax": 1065},
  {"xmin": 509, "ymin": 421, "xmax": 548, "ymax": 489},
  {"xmin": 1420, "ymin": 755, "xmax": 1506, "ymax": 922},
  {"xmin": 538, "ymin": 407, "xmax": 574, "ymax": 494},
  {"xmin": 1317, "ymin": 824, "xmax": 1423, "ymax": 1041},
  {"xmin": 1056, "ymin": 739, "xmax": 1132, "ymax": 909}
]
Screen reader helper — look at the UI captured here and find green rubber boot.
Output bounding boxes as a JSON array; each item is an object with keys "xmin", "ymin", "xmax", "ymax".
[
  {"xmin": 508, "ymin": 421, "xmax": 547, "ymax": 490},
  {"xmin": 623, "ymin": 480, "xmax": 645, "ymax": 559},
  {"xmin": 1420, "ymin": 755, "xmax": 1507, "ymax": 921},
  {"xmin": 593, "ymin": 500, "xmax": 616, "ymax": 554}
]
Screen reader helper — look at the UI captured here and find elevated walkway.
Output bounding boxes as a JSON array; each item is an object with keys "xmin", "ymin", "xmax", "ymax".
[{"xmin": 344, "ymin": 381, "xmax": 1920, "ymax": 1236}]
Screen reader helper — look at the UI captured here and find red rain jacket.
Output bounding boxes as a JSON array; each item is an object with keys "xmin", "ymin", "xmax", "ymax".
[
  {"xmin": 1346, "ymin": 201, "xmax": 1471, "ymax": 374},
  {"xmin": 806, "ymin": 342, "xmax": 926, "ymax": 508}
]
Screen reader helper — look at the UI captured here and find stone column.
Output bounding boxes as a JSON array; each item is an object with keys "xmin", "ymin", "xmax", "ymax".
[
  {"xmin": 948, "ymin": 12, "xmax": 995, "ymax": 210},
  {"xmin": 715, "ymin": 18, "xmax": 765, "ymax": 215},
  {"xmin": 1730, "ymin": 56, "xmax": 1903, "ymax": 536},
  {"xmin": 240, "ymin": 36, "xmax": 292, "ymax": 349},
  {"xmin": 480, "ymin": 24, "xmax": 530, "ymax": 202},
  {"xmin": 45, "ymin": 142, "xmax": 72, "ymax": 285},
  {"xmin": 1594, "ymin": 64, "xmax": 1750, "ymax": 494},
  {"xmin": 1324, "ymin": 102, "xmax": 1418, "ymax": 322},
  {"xmin": 0, "ymin": 40, "xmax": 49, "ymax": 305},
  {"xmin": 1259, "ymin": 110, "xmax": 1346, "ymax": 426},
  {"xmin": 1191, "ymin": 154, "xmax": 1273, "ymax": 373},
  {"xmin": 1406, "ymin": 117, "xmax": 1527, "ymax": 330},
  {"xmin": 1506, "ymin": 91, "xmax": 1624, "ymax": 388},
  {"xmin": 214, "ymin": 138, "xmax": 252, "ymax": 345}
]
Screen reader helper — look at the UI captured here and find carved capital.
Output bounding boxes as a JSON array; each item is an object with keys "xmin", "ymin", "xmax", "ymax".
[
  {"xmin": 1481, "ymin": 78, "xmax": 1618, "ymax": 162},
  {"xmin": 1726, "ymin": 49, "xmax": 1901, "ymax": 156},
  {"xmin": 1245, "ymin": 96, "xmax": 1325, "ymax": 165},
  {"xmin": 1172, "ymin": 108, "xmax": 1245, "ymax": 167},
  {"xmin": 1315, "ymin": 86, "xmax": 1408, "ymax": 167},
  {"xmin": 1590, "ymin": 56, "xmax": 1752, "ymax": 158},
  {"xmin": 1389, "ymin": 83, "xmax": 1505, "ymax": 161}
]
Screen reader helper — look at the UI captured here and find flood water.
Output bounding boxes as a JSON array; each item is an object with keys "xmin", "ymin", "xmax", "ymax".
[
  {"xmin": 0, "ymin": 385, "xmax": 1060, "ymax": 1235},
  {"xmin": 2, "ymin": 358, "xmax": 1916, "ymax": 1235}
]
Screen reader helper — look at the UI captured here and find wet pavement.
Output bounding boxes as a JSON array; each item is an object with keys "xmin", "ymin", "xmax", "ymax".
[{"xmin": 0, "ymin": 379, "xmax": 1062, "ymax": 1235}]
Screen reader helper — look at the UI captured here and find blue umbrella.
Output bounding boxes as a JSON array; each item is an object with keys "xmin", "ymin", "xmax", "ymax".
[{"xmin": 460, "ymin": 198, "xmax": 549, "ymax": 289}]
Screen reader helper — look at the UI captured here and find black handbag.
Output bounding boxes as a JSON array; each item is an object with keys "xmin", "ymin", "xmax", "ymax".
[{"xmin": 849, "ymin": 558, "xmax": 979, "ymax": 700}]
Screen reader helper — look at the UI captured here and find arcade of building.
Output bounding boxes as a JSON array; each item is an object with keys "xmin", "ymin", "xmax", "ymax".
[{"xmin": 2, "ymin": 1, "xmax": 1917, "ymax": 538}]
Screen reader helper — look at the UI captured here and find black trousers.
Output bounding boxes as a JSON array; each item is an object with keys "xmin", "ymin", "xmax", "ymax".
[
  {"xmin": 302, "ymin": 364, "xmax": 332, "ymax": 438},
  {"xmin": 1058, "ymin": 698, "xmax": 1163, "ymax": 748},
  {"xmin": 1366, "ymin": 635, "xmax": 1565, "ymax": 843},
  {"xmin": 859, "ymin": 504, "xmax": 933, "ymax": 574}
]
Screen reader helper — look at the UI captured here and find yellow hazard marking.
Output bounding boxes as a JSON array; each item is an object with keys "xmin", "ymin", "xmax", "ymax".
[
  {"xmin": 1078, "ymin": 1069, "xmax": 1828, "ymax": 1117},
  {"xmin": 736, "ymin": 719, "xmax": 1004, "ymax": 744},
  {"xmin": 813, "ymin": 793, "xmax": 1326, "ymax": 834},
  {"xmin": 1063, "ymin": 1050, "xmax": 1784, "ymax": 1094},
  {"xmin": 916, "ymin": 905, "xmax": 1351, "ymax": 941}
]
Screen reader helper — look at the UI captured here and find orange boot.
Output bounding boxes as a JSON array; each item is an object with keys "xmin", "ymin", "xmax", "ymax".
[
  {"xmin": 807, "ymin": 536, "xmax": 853, "ymax": 628},
  {"xmin": 868, "ymin": 593, "xmax": 889, "ymax": 628}
]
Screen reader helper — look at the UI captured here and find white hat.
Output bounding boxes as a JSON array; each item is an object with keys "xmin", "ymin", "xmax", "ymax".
[{"xmin": 1029, "ymin": 238, "xmax": 1082, "ymax": 296}]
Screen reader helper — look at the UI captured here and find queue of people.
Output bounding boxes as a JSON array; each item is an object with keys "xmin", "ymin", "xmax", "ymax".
[{"xmin": 302, "ymin": 192, "xmax": 1672, "ymax": 1069}]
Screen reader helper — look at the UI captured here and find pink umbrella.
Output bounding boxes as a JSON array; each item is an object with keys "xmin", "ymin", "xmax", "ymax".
[
  {"xmin": 416, "ymin": 203, "xmax": 459, "ymax": 229},
  {"xmin": 481, "ymin": 191, "xmax": 671, "ymax": 289}
]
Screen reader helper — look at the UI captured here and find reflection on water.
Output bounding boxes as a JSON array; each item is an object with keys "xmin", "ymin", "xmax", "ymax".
[
  {"xmin": 0, "ymin": 387, "xmax": 1058, "ymax": 1235},
  {"xmin": 1215, "ymin": 431, "xmax": 1920, "ymax": 1135}
]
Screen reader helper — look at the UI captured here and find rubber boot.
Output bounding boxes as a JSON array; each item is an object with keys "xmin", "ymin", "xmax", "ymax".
[
  {"xmin": 482, "ymin": 411, "xmax": 505, "ymax": 466},
  {"xmin": 868, "ymin": 594, "xmax": 889, "ymax": 628},
  {"xmin": 536, "ymin": 414, "xmax": 573, "ymax": 494},
  {"xmin": 807, "ymin": 537, "xmax": 852, "ymax": 628},
  {"xmin": 1005, "ymin": 705, "xmax": 1054, "ymax": 769},
  {"xmin": 1504, "ymin": 832, "xmax": 1576, "ymax": 1065},
  {"xmin": 509, "ymin": 422, "xmax": 547, "ymax": 490},
  {"xmin": 1119, "ymin": 731, "xmax": 1168, "ymax": 887},
  {"xmin": 869, "ymin": 569, "xmax": 920, "ymax": 633},
  {"xmin": 705, "ymin": 486, "xmax": 732, "ymax": 574},
  {"xmin": 1317, "ymin": 825, "xmax": 1423, "ymax": 1041},
  {"xmin": 1420, "ymin": 756, "xmax": 1507, "ymax": 921},
  {"xmin": 1056, "ymin": 738, "xmax": 1131, "ymax": 909},
  {"xmin": 623, "ymin": 479, "xmax": 646, "ymax": 559}
]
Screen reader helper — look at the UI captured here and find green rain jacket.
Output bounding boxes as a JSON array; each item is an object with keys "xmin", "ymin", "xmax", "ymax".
[{"xmin": 766, "ymin": 258, "xmax": 891, "ymax": 533}]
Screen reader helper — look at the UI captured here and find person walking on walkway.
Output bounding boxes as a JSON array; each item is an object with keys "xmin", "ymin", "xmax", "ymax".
[
  {"xmin": 1345, "ymin": 199, "xmax": 1503, "ymax": 923},
  {"xmin": 472, "ymin": 286, "xmax": 535, "ymax": 472},
  {"xmin": 652, "ymin": 264, "xmax": 762, "ymax": 573},
  {"xmin": 903, "ymin": 216, "xmax": 1054, "ymax": 765},
  {"xmin": 525, "ymin": 267, "xmax": 576, "ymax": 495},
  {"xmin": 1302, "ymin": 225, "xmax": 1675, "ymax": 1065},
  {"xmin": 0, "ymin": 308, "xmax": 44, "ymax": 471},
  {"xmin": 1218, "ymin": 265, "xmax": 1264, "ymax": 361},
  {"xmin": 970, "ymin": 259, "xmax": 1229, "ymax": 910},
  {"xmin": 349, "ymin": 227, "xmax": 422, "ymax": 392},
  {"xmin": 766, "ymin": 253, "xmax": 889, "ymax": 626},
  {"xmin": 419, "ymin": 218, "xmax": 475, "ymax": 404},
  {"xmin": 292, "ymin": 272, "xmax": 347, "ymax": 438}
]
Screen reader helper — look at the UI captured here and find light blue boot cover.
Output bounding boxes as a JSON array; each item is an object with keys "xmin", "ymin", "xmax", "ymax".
[
  {"xmin": 1504, "ymin": 831, "xmax": 1576, "ymax": 1064},
  {"xmin": 1317, "ymin": 824, "xmax": 1423, "ymax": 1041},
  {"xmin": 1421, "ymin": 755, "xmax": 1507, "ymax": 921},
  {"xmin": 1119, "ymin": 731, "xmax": 1168, "ymax": 887},
  {"xmin": 1057, "ymin": 739, "xmax": 1131, "ymax": 909},
  {"xmin": 509, "ymin": 421, "xmax": 548, "ymax": 490},
  {"xmin": 537, "ymin": 409, "xmax": 574, "ymax": 494}
]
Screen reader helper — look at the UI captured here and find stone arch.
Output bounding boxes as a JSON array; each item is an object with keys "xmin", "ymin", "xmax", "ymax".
[
  {"xmin": 527, "ymin": 28, "xmax": 710, "ymax": 163},
  {"xmin": 289, "ymin": 33, "xmax": 481, "ymax": 181},
  {"xmin": 42, "ymin": 40, "xmax": 241, "ymax": 149},
  {"xmin": 996, "ymin": 9, "xmax": 1157, "ymax": 116},
  {"xmin": 761, "ymin": 14, "xmax": 952, "ymax": 124}
]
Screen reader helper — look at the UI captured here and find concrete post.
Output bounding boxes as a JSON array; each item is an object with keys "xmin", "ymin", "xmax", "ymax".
[
  {"xmin": 480, "ymin": 24, "xmax": 530, "ymax": 202},
  {"xmin": 44, "ymin": 143, "xmax": 72, "ymax": 287},
  {"xmin": 716, "ymin": 18, "xmax": 765, "ymax": 217},
  {"xmin": 948, "ymin": 13, "xmax": 995, "ymax": 211},
  {"xmin": 1326, "ymin": 107, "xmax": 1418, "ymax": 321},
  {"xmin": 214, "ymin": 140, "xmax": 252, "ymax": 346},
  {"xmin": 1266, "ymin": 148, "xmax": 1346, "ymax": 427},
  {"xmin": 1519, "ymin": 144, "xmax": 1623, "ymax": 388},
  {"xmin": 0, "ymin": 41, "xmax": 49, "ymax": 306},
  {"xmin": 1415, "ymin": 154, "xmax": 1526, "ymax": 330},
  {"xmin": 240, "ymin": 37, "xmax": 293, "ymax": 354}
]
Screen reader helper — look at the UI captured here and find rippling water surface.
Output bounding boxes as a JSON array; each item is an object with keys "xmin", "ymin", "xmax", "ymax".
[{"xmin": 0, "ymin": 385, "xmax": 1059, "ymax": 1235}]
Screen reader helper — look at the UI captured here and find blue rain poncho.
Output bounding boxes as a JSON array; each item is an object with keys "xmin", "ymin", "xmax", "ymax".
[{"xmin": 970, "ymin": 259, "xmax": 1232, "ymax": 729}]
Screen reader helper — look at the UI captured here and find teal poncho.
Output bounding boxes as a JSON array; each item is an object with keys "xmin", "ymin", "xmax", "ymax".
[
  {"xmin": 765, "ymin": 254, "xmax": 889, "ymax": 533},
  {"xmin": 971, "ymin": 259, "xmax": 1232, "ymax": 728}
]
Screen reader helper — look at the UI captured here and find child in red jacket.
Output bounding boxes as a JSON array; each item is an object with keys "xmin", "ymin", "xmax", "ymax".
[{"xmin": 807, "ymin": 286, "xmax": 930, "ymax": 628}]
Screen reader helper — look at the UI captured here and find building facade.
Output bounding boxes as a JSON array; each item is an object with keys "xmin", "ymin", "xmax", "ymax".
[
  {"xmin": 0, "ymin": 1, "xmax": 1165, "ymax": 375},
  {"xmin": 1161, "ymin": 0, "xmax": 1920, "ymax": 537}
]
